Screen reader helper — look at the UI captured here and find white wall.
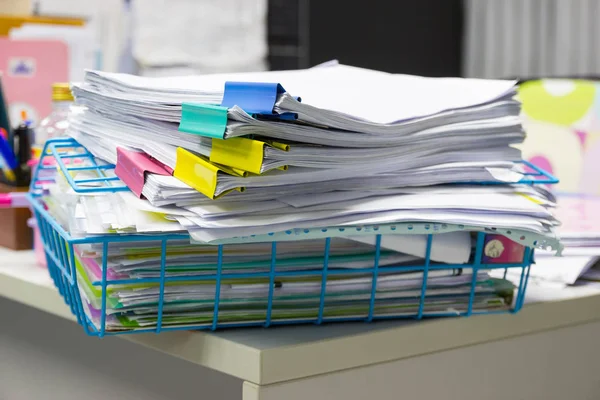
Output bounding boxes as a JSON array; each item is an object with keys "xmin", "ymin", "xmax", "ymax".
[{"xmin": 0, "ymin": 298, "xmax": 241, "ymax": 400}]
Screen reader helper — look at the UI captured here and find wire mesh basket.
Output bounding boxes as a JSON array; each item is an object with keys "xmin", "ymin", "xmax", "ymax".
[{"xmin": 27, "ymin": 139, "xmax": 559, "ymax": 336}]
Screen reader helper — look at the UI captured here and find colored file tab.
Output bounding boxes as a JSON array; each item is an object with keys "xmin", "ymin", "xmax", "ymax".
[
  {"xmin": 179, "ymin": 82, "xmax": 298, "ymax": 139},
  {"xmin": 173, "ymin": 148, "xmax": 246, "ymax": 199},
  {"xmin": 179, "ymin": 103, "xmax": 228, "ymax": 139},
  {"xmin": 221, "ymin": 81, "xmax": 286, "ymax": 115},
  {"xmin": 221, "ymin": 81, "xmax": 298, "ymax": 120},
  {"xmin": 114, "ymin": 148, "xmax": 172, "ymax": 198},
  {"xmin": 210, "ymin": 137, "xmax": 289, "ymax": 174}
]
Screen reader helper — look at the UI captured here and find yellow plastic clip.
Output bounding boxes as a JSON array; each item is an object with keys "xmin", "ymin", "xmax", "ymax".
[
  {"xmin": 210, "ymin": 137, "xmax": 290, "ymax": 174},
  {"xmin": 265, "ymin": 140, "xmax": 290, "ymax": 151},
  {"xmin": 174, "ymin": 148, "xmax": 245, "ymax": 199}
]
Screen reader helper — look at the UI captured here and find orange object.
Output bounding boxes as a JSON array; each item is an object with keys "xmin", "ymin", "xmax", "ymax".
[{"xmin": 0, "ymin": 14, "xmax": 85, "ymax": 36}]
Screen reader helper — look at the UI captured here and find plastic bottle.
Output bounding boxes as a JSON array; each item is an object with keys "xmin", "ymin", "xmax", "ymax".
[{"xmin": 34, "ymin": 83, "xmax": 73, "ymax": 154}]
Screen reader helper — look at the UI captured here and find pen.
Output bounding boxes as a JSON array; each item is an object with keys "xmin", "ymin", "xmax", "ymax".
[
  {"xmin": 15, "ymin": 110, "xmax": 32, "ymax": 165},
  {"xmin": 0, "ymin": 129, "xmax": 17, "ymax": 182},
  {"xmin": 11, "ymin": 110, "xmax": 32, "ymax": 185}
]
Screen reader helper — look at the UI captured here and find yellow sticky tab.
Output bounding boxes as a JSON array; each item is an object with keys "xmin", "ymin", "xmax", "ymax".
[
  {"xmin": 174, "ymin": 148, "xmax": 245, "ymax": 199},
  {"xmin": 210, "ymin": 137, "xmax": 266, "ymax": 174}
]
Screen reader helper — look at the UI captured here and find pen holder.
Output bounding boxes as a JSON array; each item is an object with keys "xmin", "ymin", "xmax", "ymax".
[{"xmin": 0, "ymin": 183, "xmax": 32, "ymax": 250}]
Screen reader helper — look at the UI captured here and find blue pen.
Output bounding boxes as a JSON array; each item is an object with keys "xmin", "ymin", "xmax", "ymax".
[{"xmin": 0, "ymin": 130, "xmax": 17, "ymax": 182}]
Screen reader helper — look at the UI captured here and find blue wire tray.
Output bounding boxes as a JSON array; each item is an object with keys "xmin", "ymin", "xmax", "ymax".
[
  {"xmin": 32, "ymin": 138, "xmax": 128, "ymax": 193},
  {"xmin": 29, "ymin": 193, "xmax": 534, "ymax": 336},
  {"xmin": 25, "ymin": 139, "xmax": 548, "ymax": 337}
]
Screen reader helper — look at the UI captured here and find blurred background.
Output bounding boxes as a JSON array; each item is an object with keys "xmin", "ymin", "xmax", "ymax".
[{"xmin": 4, "ymin": 0, "xmax": 600, "ymax": 79}]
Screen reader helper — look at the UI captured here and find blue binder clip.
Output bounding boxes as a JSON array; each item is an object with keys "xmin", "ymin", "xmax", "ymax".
[{"xmin": 221, "ymin": 82, "xmax": 298, "ymax": 120}]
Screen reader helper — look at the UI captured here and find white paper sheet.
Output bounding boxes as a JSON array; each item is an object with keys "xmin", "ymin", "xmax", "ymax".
[{"xmin": 347, "ymin": 232, "xmax": 472, "ymax": 264}]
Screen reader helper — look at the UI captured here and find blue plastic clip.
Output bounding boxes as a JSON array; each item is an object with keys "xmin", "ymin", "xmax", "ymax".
[
  {"xmin": 179, "ymin": 83, "xmax": 300, "ymax": 138},
  {"xmin": 221, "ymin": 82, "xmax": 286, "ymax": 115},
  {"xmin": 221, "ymin": 81, "xmax": 298, "ymax": 119},
  {"xmin": 258, "ymin": 113, "xmax": 298, "ymax": 122}
]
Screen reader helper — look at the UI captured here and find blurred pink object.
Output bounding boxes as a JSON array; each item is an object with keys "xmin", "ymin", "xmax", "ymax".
[
  {"xmin": 29, "ymin": 157, "xmax": 56, "ymax": 185},
  {"xmin": 0, "ymin": 39, "xmax": 69, "ymax": 126},
  {"xmin": 0, "ymin": 192, "xmax": 28, "ymax": 207},
  {"xmin": 0, "ymin": 194, "xmax": 10, "ymax": 207}
]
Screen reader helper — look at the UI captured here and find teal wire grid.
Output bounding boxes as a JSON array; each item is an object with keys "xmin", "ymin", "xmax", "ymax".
[
  {"xmin": 28, "ymin": 192, "xmax": 534, "ymax": 337},
  {"xmin": 26, "ymin": 138, "xmax": 546, "ymax": 336}
]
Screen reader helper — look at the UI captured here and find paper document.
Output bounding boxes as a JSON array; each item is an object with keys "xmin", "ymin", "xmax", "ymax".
[{"xmin": 348, "ymin": 232, "xmax": 472, "ymax": 264}]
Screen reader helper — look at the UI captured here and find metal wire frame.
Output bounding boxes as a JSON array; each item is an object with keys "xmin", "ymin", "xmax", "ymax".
[{"xmin": 31, "ymin": 192, "xmax": 533, "ymax": 337}]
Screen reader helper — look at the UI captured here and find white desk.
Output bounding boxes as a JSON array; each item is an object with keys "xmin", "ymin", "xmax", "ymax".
[{"xmin": 1, "ymin": 248, "xmax": 600, "ymax": 400}]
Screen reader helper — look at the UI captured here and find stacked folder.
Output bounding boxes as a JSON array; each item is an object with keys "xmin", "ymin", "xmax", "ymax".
[
  {"xmin": 38, "ymin": 62, "xmax": 561, "ymax": 332},
  {"xmin": 70, "ymin": 238, "xmax": 516, "ymax": 331},
  {"xmin": 70, "ymin": 64, "xmax": 524, "ymax": 197}
]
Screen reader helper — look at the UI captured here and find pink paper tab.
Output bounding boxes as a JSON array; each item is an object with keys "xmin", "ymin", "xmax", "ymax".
[
  {"xmin": 0, "ymin": 192, "xmax": 28, "ymax": 208},
  {"xmin": 0, "ymin": 194, "xmax": 11, "ymax": 207},
  {"xmin": 114, "ymin": 147, "xmax": 171, "ymax": 198}
]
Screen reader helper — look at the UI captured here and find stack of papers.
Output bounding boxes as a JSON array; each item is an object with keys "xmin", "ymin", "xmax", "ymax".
[
  {"xmin": 71, "ymin": 238, "xmax": 515, "ymax": 331},
  {"xmin": 49, "ymin": 177, "xmax": 557, "ymax": 246},
  {"xmin": 37, "ymin": 62, "xmax": 562, "ymax": 332},
  {"xmin": 61, "ymin": 63, "xmax": 560, "ymax": 245},
  {"xmin": 69, "ymin": 64, "xmax": 525, "ymax": 187}
]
